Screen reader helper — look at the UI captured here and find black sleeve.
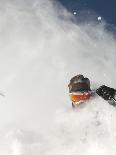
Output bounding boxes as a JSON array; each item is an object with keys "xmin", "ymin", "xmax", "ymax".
[{"xmin": 96, "ymin": 85, "xmax": 116, "ymax": 101}]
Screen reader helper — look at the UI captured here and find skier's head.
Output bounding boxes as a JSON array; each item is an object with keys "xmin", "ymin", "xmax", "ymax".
[{"xmin": 68, "ymin": 74, "xmax": 91, "ymax": 93}]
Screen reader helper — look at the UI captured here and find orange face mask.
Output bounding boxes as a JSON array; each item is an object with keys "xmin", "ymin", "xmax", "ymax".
[{"xmin": 70, "ymin": 92, "xmax": 91, "ymax": 103}]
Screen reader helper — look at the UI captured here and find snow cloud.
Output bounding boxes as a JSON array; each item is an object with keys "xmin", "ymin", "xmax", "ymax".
[{"xmin": 0, "ymin": 0, "xmax": 116, "ymax": 154}]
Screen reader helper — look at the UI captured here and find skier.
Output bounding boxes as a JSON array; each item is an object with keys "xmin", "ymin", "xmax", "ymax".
[
  {"xmin": 68, "ymin": 75, "xmax": 116, "ymax": 108},
  {"xmin": 96, "ymin": 85, "xmax": 116, "ymax": 106},
  {"xmin": 68, "ymin": 74, "xmax": 93, "ymax": 108}
]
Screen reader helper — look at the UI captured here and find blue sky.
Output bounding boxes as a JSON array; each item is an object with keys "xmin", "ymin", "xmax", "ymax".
[{"xmin": 58, "ymin": 0, "xmax": 116, "ymax": 26}]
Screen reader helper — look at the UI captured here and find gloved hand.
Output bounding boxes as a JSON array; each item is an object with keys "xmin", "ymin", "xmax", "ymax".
[{"xmin": 96, "ymin": 85, "xmax": 116, "ymax": 101}]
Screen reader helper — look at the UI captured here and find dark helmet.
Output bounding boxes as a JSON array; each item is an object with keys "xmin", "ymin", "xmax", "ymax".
[{"xmin": 68, "ymin": 74, "xmax": 91, "ymax": 93}]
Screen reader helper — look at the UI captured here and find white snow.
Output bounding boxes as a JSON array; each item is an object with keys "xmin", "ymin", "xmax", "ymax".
[
  {"xmin": 73, "ymin": 11, "xmax": 77, "ymax": 15},
  {"xmin": 98, "ymin": 16, "xmax": 102, "ymax": 21},
  {"xmin": 0, "ymin": 0, "xmax": 116, "ymax": 154}
]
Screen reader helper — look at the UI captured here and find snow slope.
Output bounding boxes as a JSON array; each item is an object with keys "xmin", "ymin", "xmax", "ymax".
[{"xmin": 0, "ymin": 0, "xmax": 116, "ymax": 154}]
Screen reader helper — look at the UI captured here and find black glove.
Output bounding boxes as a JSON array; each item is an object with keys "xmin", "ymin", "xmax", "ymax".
[{"xmin": 96, "ymin": 85, "xmax": 116, "ymax": 101}]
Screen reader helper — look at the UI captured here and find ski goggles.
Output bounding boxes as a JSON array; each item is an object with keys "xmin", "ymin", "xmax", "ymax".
[{"xmin": 69, "ymin": 91, "xmax": 92, "ymax": 103}]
